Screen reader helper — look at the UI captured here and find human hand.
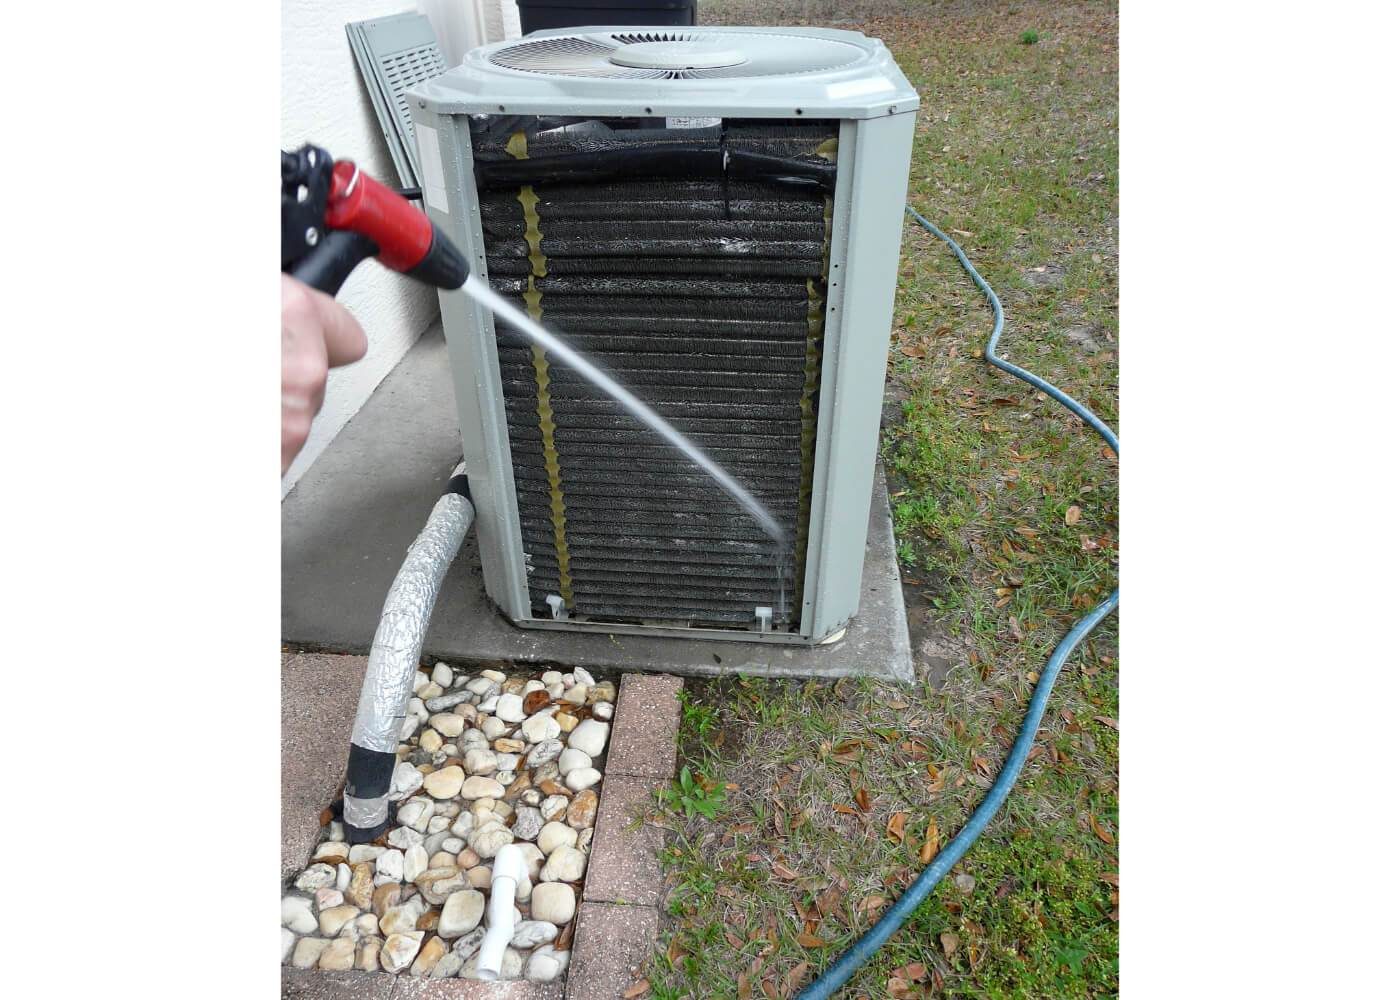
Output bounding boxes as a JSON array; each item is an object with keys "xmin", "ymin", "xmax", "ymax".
[{"xmin": 281, "ymin": 274, "xmax": 368, "ymax": 473}]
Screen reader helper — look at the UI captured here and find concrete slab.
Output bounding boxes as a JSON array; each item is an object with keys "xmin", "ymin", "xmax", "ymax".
[
  {"xmin": 281, "ymin": 652, "xmax": 367, "ymax": 881},
  {"xmin": 283, "ymin": 323, "xmax": 912, "ymax": 682},
  {"xmin": 566, "ymin": 903, "xmax": 658, "ymax": 1000},
  {"xmin": 605, "ymin": 674, "xmax": 682, "ymax": 781},
  {"xmin": 582, "ymin": 775, "xmax": 665, "ymax": 908}
]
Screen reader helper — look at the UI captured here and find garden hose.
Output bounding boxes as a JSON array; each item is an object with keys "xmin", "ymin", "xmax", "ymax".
[{"xmin": 796, "ymin": 207, "xmax": 1120, "ymax": 999}]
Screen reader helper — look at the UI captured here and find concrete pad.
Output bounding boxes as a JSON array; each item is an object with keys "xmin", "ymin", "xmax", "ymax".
[
  {"xmin": 283, "ymin": 323, "xmax": 912, "ymax": 682},
  {"xmin": 605, "ymin": 674, "xmax": 682, "ymax": 781},
  {"xmin": 281, "ymin": 652, "xmax": 367, "ymax": 881},
  {"xmin": 582, "ymin": 775, "xmax": 665, "ymax": 908},
  {"xmin": 566, "ymin": 903, "xmax": 658, "ymax": 1000}
]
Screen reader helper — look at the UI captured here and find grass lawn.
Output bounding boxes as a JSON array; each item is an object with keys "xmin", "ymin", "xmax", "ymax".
[{"xmin": 646, "ymin": 1, "xmax": 1119, "ymax": 997}]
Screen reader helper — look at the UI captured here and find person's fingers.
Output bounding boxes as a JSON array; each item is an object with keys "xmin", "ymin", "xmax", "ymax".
[{"xmin": 287, "ymin": 275, "xmax": 369, "ymax": 368}]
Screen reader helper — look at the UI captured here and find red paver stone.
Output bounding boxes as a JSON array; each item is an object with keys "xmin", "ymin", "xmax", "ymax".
[
  {"xmin": 604, "ymin": 673, "xmax": 682, "ymax": 780},
  {"xmin": 391, "ymin": 977, "xmax": 565, "ymax": 999},
  {"xmin": 582, "ymin": 776, "xmax": 665, "ymax": 907},
  {"xmin": 282, "ymin": 652, "xmax": 368, "ymax": 880},
  {"xmin": 283, "ymin": 968, "xmax": 393, "ymax": 1000},
  {"xmin": 565, "ymin": 902, "xmax": 659, "ymax": 1000}
]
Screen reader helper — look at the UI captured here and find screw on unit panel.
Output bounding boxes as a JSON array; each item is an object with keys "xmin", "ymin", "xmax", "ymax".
[{"xmin": 304, "ymin": 227, "xmax": 319, "ymax": 246}]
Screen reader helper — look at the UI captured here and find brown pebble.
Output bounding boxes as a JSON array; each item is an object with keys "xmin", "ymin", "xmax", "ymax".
[
  {"xmin": 503, "ymin": 773, "xmax": 533, "ymax": 802},
  {"xmin": 371, "ymin": 883, "xmax": 401, "ymax": 917},
  {"xmin": 538, "ymin": 778, "xmax": 569, "ymax": 797},
  {"xmin": 566, "ymin": 789, "xmax": 598, "ymax": 829},
  {"xmin": 493, "ymin": 738, "xmax": 525, "ymax": 753},
  {"xmin": 456, "ymin": 847, "xmax": 480, "ymax": 868},
  {"xmin": 347, "ymin": 863, "xmax": 374, "ymax": 909},
  {"xmin": 523, "ymin": 689, "xmax": 552, "ymax": 715},
  {"xmin": 416, "ymin": 908, "xmax": 441, "ymax": 931}
]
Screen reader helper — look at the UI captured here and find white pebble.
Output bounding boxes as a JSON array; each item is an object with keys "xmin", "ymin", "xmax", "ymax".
[
  {"xmin": 281, "ymin": 895, "xmax": 317, "ymax": 934},
  {"xmin": 536, "ymin": 821, "xmax": 578, "ymax": 855},
  {"xmin": 573, "ymin": 667, "xmax": 595, "ymax": 687},
  {"xmin": 565, "ymin": 767, "xmax": 601, "ymax": 792},
  {"xmin": 557, "ymin": 747, "xmax": 591, "ymax": 775},
  {"xmin": 403, "ymin": 844, "xmax": 428, "ymax": 883},
  {"xmin": 531, "ymin": 882, "xmax": 576, "ymax": 925},
  {"xmin": 540, "ymin": 845, "xmax": 586, "ymax": 882},
  {"xmin": 526, "ymin": 945, "xmax": 570, "ymax": 982},
  {"xmin": 567, "ymin": 719, "xmax": 609, "ymax": 757},
  {"xmin": 376, "ymin": 849, "xmax": 404, "ymax": 882},
  {"xmin": 431, "ymin": 662, "xmax": 454, "ymax": 688},
  {"xmin": 495, "ymin": 693, "xmax": 526, "ymax": 723},
  {"xmin": 593, "ymin": 702, "xmax": 614, "ymax": 721}
]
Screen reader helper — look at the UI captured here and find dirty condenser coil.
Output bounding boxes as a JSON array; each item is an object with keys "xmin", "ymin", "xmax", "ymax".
[{"xmin": 409, "ymin": 27, "xmax": 918, "ymax": 644}]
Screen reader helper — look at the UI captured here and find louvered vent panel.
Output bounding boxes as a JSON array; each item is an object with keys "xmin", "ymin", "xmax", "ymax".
[{"xmin": 471, "ymin": 118, "xmax": 838, "ymax": 631}]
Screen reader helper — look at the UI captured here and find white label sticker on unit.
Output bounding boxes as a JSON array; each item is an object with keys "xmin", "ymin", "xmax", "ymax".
[
  {"xmin": 666, "ymin": 116, "xmax": 721, "ymax": 129},
  {"xmin": 415, "ymin": 124, "xmax": 449, "ymax": 214}
]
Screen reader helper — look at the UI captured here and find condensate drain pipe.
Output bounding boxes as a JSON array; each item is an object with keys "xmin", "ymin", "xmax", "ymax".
[
  {"xmin": 476, "ymin": 843, "xmax": 530, "ymax": 980},
  {"xmin": 342, "ymin": 464, "xmax": 474, "ymax": 843}
]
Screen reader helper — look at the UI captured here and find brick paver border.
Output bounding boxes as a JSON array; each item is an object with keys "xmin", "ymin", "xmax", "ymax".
[{"xmin": 282, "ymin": 659, "xmax": 683, "ymax": 1000}]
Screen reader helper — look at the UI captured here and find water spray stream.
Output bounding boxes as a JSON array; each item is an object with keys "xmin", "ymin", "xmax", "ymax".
[{"xmin": 461, "ymin": 274, "xmax": 789, "ymax": 544}]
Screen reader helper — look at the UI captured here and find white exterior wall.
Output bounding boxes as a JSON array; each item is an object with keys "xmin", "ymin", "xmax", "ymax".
[{"xmin": 280, "ymin": 1, "xmax": 440, "ymax": 495}]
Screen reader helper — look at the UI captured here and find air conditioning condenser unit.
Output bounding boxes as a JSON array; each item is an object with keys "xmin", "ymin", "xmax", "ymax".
[{"xmin": 410, "ymin": 26, "xmax": 918, "ymax": 645}]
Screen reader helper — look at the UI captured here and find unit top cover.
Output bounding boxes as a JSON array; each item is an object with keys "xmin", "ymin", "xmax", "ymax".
[{"xmin": 411, "ymin": 26, "xmax": 919, "ymax": 119}]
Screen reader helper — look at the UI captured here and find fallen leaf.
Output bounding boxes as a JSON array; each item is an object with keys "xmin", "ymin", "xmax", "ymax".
[
  {"xmin": 887, "ymin": 976, "xmax": 915, "ymax": 999},
  {"xmin": 1090, "ymin": 815, "xmax": 1115, "ymax": 845},
  {"xmin": 761, "ymin": 977, "xmax": 779, "ymax": 1000},
  {"xmin": 795, "ymin": 932, "xmax": 826, "ymax": 948},
  {"xmin": 834, "ymin": 803, "xmax": 858, "ymax": 816},
  {"xmin": 667, "ymin": 937, "xmax": 688, "ymax": 965},
  {"xmin": 926, "ymin": 764, "xmax": 944, "ymax": 791},
  {"xmin": 902, "ymin": 961, "xmax": 929, "ymax": 982},
  {"xmin": 1093, "ymin": 715, "xmax": 1119, "ymax": 730},
  {"xmin": 1065, "ymin": 504, "xmax": 1082, "ymax": 525},
  {"xmin": 1014, "ymin": 526, "xmax": 1039, "ymax": 538},
  {"xmin": 920, "ymin": 816, "xmax": 940, "ymax": 863},
  {"xmin": 780, "ymin": 961, "xmax": 809, "ymax": 998},
  {"xmin": 1100, "ymin": 872, "xmax": 1120, "ymax": 887},
  {"xmin": 940, "ymin": 931, "xmax": 959, "ymax": 959},
  {"xmin": 855, "ymin": 787, "xmax": 871, "ymax": 812},
  {"xmin": 885, "ymin": 811, "xmax": 907, "ymax": 845},
  {"xmin": 622, "ymin": 982, "xmax": 650, "ymax": 999},
  {"xmin": 725, "ymin": 930, "xmax": 745, "ymax": 950},
  {"xmin": 737, "ymin": 973, "xmax": 752, "ymax": 1000},
  {"xmin": 900, "ymin": 342, "xmax": 926, "ymax": 358},
  {"xmin": 772, "ymin": 860, "xmax": 801, "ymax": 880}
]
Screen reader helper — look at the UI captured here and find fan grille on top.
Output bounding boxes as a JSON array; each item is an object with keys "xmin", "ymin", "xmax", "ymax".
[{"xmin": 488, "ymin": 31, "xmax": 864, "ymax": 81}]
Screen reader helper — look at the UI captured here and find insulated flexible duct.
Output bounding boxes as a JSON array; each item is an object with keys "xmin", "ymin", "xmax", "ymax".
[
  {"xmin": 342, "ymin": 467, "xmax": 475, "ymax": 843},
  {"xmin": 795, "ymin": 209, "xmax": 1120, "ymax": 998}
]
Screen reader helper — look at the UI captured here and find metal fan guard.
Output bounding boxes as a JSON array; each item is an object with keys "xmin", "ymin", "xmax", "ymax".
[{"xmin": 488, "ymin": 31, "xmax": 866, "ymax": 81}]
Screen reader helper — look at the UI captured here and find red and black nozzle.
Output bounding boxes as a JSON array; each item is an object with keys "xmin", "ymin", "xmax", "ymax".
[{"xmin": 281, "ymin": 144, "xmax": 468, "ymax": 297}]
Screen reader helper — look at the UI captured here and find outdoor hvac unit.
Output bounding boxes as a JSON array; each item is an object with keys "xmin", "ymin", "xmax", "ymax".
[{"xmin": 410, "ymin": 26, "xmax": 918, "ymax": 644}]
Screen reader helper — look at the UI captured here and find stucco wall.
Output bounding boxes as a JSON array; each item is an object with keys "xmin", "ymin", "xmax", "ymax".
[{"xmin": 280, "ymin": 1, "xmax": 440, "ymax": 495}]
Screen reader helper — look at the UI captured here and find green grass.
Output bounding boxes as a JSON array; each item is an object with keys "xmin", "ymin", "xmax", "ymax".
[{"xmin": 653, "ymin": 2, "xmax": 1120, "ymax": 996}]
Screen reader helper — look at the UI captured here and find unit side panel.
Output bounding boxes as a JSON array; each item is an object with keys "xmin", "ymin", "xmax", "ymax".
[
  {"xmin": 413, "ymin": 107, "xmax": 533, "ymax": 621},
  {"xmin": 805, "ymin": 112, "xmax": 916, "ymax": 637}
]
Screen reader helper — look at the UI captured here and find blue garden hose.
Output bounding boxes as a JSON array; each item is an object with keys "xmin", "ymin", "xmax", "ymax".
[{"xmin": 797, "ymin": 208, "xmax": 1120, "ymax": 999}]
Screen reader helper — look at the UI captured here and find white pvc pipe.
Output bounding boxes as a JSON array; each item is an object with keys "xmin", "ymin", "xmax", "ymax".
[{"xmin": 476, "ymin": 843, "xmax": 530, "ymax": 980}]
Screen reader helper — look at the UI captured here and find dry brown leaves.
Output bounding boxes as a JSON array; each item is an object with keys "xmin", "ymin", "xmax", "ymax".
[{"xmin": 919, "ymin": 816, "xmax": 940, "ymax": 863}]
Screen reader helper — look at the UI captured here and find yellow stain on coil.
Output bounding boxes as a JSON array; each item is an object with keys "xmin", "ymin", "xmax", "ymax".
[{"xmin": 508, "ymin": 130, "xmax": 572, "ymax": 606}]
